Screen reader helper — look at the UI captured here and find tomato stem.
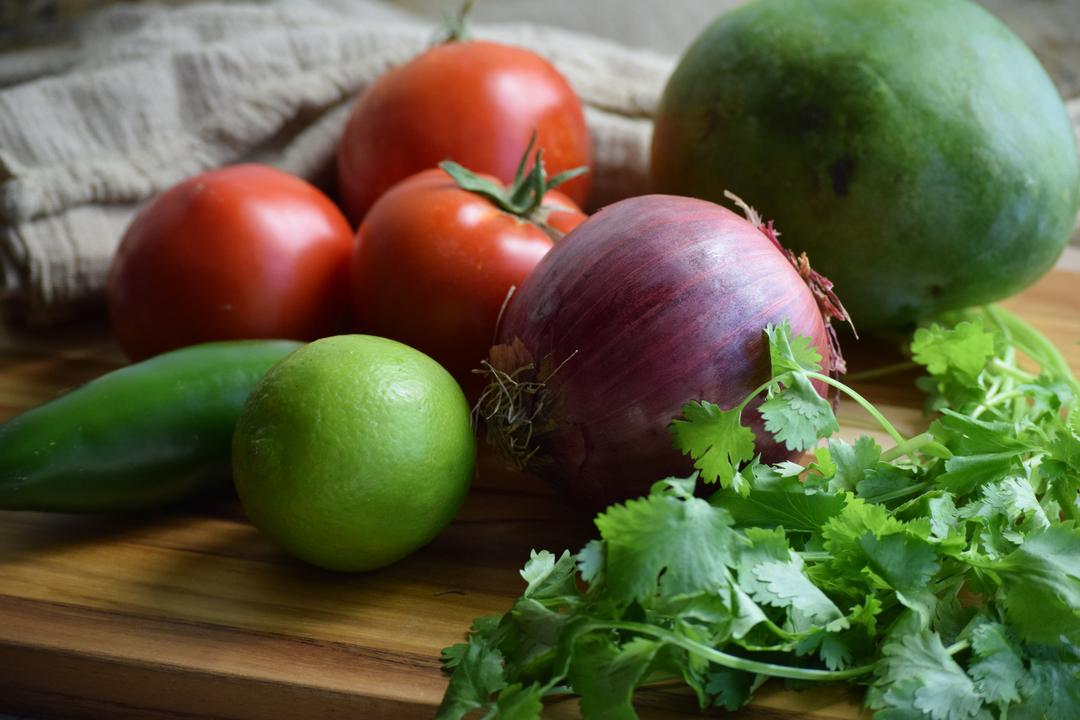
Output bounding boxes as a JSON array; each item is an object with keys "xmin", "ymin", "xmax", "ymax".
[
  {"xmin": 439, "ymin": 131, "xmax": 587, "ymax": 224},
  {"xmin": 438, "ymin": 0, "xmax": 475, "ymax": 43}
]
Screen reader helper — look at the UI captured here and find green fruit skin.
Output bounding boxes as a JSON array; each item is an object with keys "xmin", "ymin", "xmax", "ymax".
[
  {"xmin": 232, "ymin": 335, "xmax": 475, "ymax": 572},
  {"xmin": 652, "ymin": 0, "xmax": 1080, "ymax": 329},
  {"xmin": 0, "ymin": 339, "xmax": 302, "ymax": 512}
]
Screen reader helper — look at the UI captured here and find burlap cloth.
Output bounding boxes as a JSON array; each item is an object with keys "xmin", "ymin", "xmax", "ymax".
[{"xmin": 0, "ymin": 1, "xmax": 1077, "ymax": 323}]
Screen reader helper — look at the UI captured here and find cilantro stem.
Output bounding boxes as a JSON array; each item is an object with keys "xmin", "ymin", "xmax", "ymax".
[
  {"xmin": 804, "ymin": 372, "xmax": 906, "ymax": 445},
  {"xmin": 736, "ymin": 375, "xmax": 794, "ymax": 415},
  {"xmin": 986, "ymin": 306, "xmax": 1080, "ymax": 394},
  {"xmin": 605, "ymin": 621, "xmax": 875, "ymax": 682},
  {"xmin": 843, "ymin": 361, "xmax": 919, "ymax": 382},
  {"xmin": 835, "ymin": 415, "xmax": 892, "ymax": 433},
  {"xmin": 945, "ymin": 639, "xmax": 970, "ymax": 656},
  {"xmin": 990, "ymin": 358, "xmax": 1037, "ymax": 384},
  {"xmin": 636, "ymin": 675, "xmax": 692, "ymax": 692},
  {"xmin": 760, "ymin": 617, "xmax": 798, "ymax": 642},
  {"xmin": 862, "ymin": 480, "xmax": 932, "ymax": 505},
  {"xmin": 797, "ymin": 551, "xmax": 832, "ymax": 562},
  {"xmin": 879, "ymin": 432, "xmax": 951, "ymax": 463},
  {"xmin": 971, "ymin": 389, "xmax": 1030, "ymax": 419},
  {"xmin": 739, "ymin": 642, "xmax": 798, "ymax": 653},
  {"xmin": 736, "ymin": 367, "xmax": 908, "ymax": 451}
]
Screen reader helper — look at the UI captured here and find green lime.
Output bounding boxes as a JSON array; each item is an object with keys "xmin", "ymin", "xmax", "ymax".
[{"xmin": 232, "ymin": 335, "xmax": 475, "ymax": 571}]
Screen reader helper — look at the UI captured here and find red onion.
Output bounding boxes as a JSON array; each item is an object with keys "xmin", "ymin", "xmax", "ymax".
[{"xmin": 478, "ymin": 194, "xmax": 847, "ymax": 509}]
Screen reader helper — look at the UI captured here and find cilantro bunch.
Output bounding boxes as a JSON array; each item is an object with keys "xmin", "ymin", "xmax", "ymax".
[{"xmin": 438, "ymin": 307, "xmax": 1080, "ymax": 719}]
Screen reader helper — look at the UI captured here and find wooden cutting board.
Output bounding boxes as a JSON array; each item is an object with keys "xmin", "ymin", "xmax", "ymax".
[{"xmin": 2, "ymin": 269, "xmax": 1079, "ymax": 720}]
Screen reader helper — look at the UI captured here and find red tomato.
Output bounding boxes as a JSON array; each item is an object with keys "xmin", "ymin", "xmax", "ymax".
[
  {"xmin": 336, "ymin": 40, "xmax": 592, "ymax": 224},
  {"xmin": 351, "ymin": 168, "xmax": 587, "ymax": 394},
  {"xmin": 107, "ymin": 164, "xmax": 353, "ymax": 360}
]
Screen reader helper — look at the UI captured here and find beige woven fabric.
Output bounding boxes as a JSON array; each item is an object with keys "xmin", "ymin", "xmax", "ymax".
[{"xmin": 0, "ymin": 1, "xmax": 671, "ymax": 322}]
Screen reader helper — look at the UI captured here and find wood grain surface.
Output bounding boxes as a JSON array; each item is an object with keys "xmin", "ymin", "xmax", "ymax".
[{"xmin": 1, "ymin": 269, "xmax": 1078, "ymax": 719}]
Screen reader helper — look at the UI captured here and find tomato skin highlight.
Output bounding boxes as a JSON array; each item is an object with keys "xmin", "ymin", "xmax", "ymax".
[
  {"xmin": 336, "ymin": 40, "xmax": 592, "ymax": 224},
  {"xmin": 107, "ymin": 164, "xmax": 354, "ymax": 361},
  {"xmin": 350, "ymin": 168, "xmax": 586, "ymax": 395}
]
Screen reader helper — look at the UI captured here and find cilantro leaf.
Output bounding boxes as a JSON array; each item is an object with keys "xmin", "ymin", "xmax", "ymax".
[
  {"xmin": 938, "ymin": 453, "xmax": 1026, "ymax": 496},
  {"xmin": 705, "ymin": 667, "xmax": 763, "ymax": 711},
  {"xmin": 933, "ymin": 409, "xmax": 1033, "ymax": 452},
  {"xmin": 817, "ymin": 496, "xmax": 939, "ymax": 609},
  {"xmin": 967, "ymin": 621, "xmax": 1024, "ymax": 707},
  {"xmin": 442, "ymin": 615, "xmax": 502, "ymax": 670},
  {"xmin": 857, "ymin": 463, "xmax": 922, "ymax": 504},
  {"xmin": 761, "ymin": 372, "xmax": 839, "ymax": 452},
  {"xmin": 960, "ymin": 476, "xmax": 1050, "ymax": 545},
  {"xmin": 521, "ymin": 550, "xmax": 579, "ymax": 601},
  {"xmin": 992, "ymin": 524, "xmax": 1080, "ymax": 645},
  {"xmin": 912, "ymin": 319, "xmax": 997, "ymax": 386},
  {"xmin": 436, "ymin": 636, "xmax": 507, "ymax": 720},
  {"xmin": 506, "ymin": 598, "xmax": 573, "ymax": 673},
  {"xmin": 577, "ymin": 540, "xmax": 604, "ymax": 586},
  {"xmin": 729, "ymin": 582, "xmax": 770, "ymax": 639},
  {"xmin": 493, "ymin": 683, "xmax": 545, "ymax": 720},
  {"xmin": 1017, "ymin": 646, "xmax": 1080, "ymax": 720},
  {"xmin": 821, "ymin": 633, "xmax": 857, "ymax": 671},
  {"xmin": 927, "ymin": 493, "xmax": 960, "ymax": 542},
  {"xmin": 595, "ymin": 492, "xmax": 738, "ymax": 604},
  {"xmin": 569, "ymin": 636, "xmax": 658, "ymax": 720},
  {"xmin": 734, "ymin": 527, "xmax": 842, "ymax": 633},
  {"xmin": 807, "ymin": 445, "xmax": 837, "ymax": 480},
  {"xmin": 441, "ymin": 643, "xmax": 468, "ymax": 670},
  {"xmin": 859, "ymin": 531, "xmax": 941, "ymax": 627},
  {"xmin": 710, "ymin": 471, "xmax": 845, "ymax": 534},
  {"xmin": 796, "ymin": 629, "xmax": 858, "ymax": 670},
  {"xmin": 849, "ymin": 595, "xmax": 884, "ymax": 637},
  {"xmin": 734, "ymin": 526, "xmax": 791, "ymax": 602},
  {"xmin": 871, "ymin": 614, "xmax": 984, "ymax": 720},
  {"xmin": 650, "ymin": 474, "xmax": 699, "ymax": 499},
  {"xmin": 828, "ymin": 436, "xmax": 883, "ymax": 493},
  {"xmin": 751, "ymin": 555, "xmax": 846, "ymax": 627},
  {"xmin": 1046, "ymin": 423, "xmax": 1080, "ymax": 478},
  {"xmin": 932, "ymin": 411, "xmax": 1034, "ymax": 494},
  {"xmin": 822, "ymin": 496, "xmax": 907, "ymax": 571},
  {"xmin": 766, "ymin": 320, "xmax": 823, "ymax": 375},
  {"xmin": 670, "ymin": 400, "xmax": 756, "ymax": 492}
]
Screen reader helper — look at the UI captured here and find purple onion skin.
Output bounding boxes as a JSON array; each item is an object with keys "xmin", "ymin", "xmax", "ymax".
[{"xmin": 495, "ymin": 194, "xmax": 834, "ymax": 509}]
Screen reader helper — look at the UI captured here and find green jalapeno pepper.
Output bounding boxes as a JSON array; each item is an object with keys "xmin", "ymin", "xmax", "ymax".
[{"xmin": 0, "ymin": 339, "xmax": 301, "ymax": 512}]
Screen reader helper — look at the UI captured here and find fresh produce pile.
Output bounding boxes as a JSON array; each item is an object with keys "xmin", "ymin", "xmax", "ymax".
[
  {"xmin": 1, "ymin": 0, "xmax": 1079, "ymax": 717},
  {"xmin": 438, "ymin": 312, "xmax": 1080, "ymax": 719},
  {"xmin": 1, "ymin": 9, "xmax": 592, "ymax": 571}
]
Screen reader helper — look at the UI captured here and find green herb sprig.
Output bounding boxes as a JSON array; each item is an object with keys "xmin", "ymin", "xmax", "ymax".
[{"xmin": 437, "ymin": 307, "xmax": 1080, "ymax": 719}]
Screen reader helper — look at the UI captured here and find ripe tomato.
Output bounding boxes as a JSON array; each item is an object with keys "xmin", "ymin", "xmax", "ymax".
[
  {"xmin": 351, "ymin": 167, "xmax": 587, "ymax": 395},
  {"xmin": 107, "ymin": 164, "xmax": 353, "ymax": 360},
  {"xmin": 336, "ymin": 40, "xmax": 592, "ymax": 224}
]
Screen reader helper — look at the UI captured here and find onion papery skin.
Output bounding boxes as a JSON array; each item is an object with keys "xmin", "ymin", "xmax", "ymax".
[{"xmin": 491, "ymin": 194, "xmax": 834, "ymax": 509}]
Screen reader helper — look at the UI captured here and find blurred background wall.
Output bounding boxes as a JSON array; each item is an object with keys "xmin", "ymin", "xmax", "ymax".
[
  {"xmin": 1, "ymin": 0, "xmax": 1078, "ymax": 98},
  {"xmin": 397, "ymin": 0, "xmax": 1080, "ymax": 97}
]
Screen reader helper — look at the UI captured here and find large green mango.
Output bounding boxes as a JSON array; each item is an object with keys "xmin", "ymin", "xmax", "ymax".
[{"xmin": 651, "ymin": 0, "xmax": 1079, "ymax": 329}]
